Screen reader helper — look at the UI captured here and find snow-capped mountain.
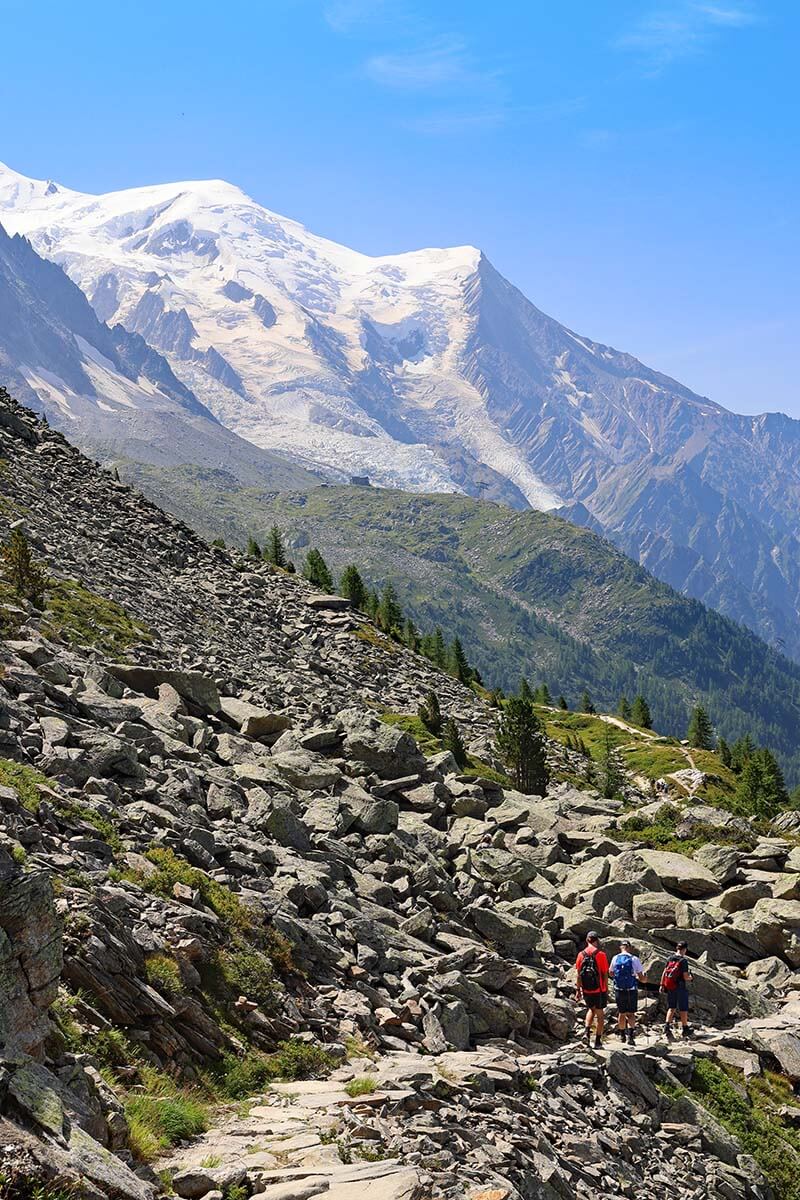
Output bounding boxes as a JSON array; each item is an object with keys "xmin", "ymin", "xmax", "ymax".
[
  {"xmin": 0, "ymin": 214, "xmax": 319, "ymax": 491},
  {"xmin": 2, "ymin": 161, "xmax": 800, "ymax": 660}
]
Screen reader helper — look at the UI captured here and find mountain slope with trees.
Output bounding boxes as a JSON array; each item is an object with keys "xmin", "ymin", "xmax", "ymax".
[{"xmin": 114, "ymin": 469, "xmax": 800, "ymax": 785}]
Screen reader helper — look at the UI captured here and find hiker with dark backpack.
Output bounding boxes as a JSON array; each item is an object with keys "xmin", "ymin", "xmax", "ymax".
[
  {"xmin": 660, "ymin": 940, "xmax": 693, "ymax": 1040},
  {"xmin": 609, "ymin": 939, "xmax": 647, "ymax": 1045},
  {"xmin": 575, "ymin": 931, "xmax": 609, "ymax": 1048}
]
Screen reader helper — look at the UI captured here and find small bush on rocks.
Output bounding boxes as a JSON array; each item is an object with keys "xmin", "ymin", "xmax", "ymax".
[
  {"xmin": 344, "ymin": 1076, "xmax": 378, "ymax": 1097},
  {"xmin": 125, "ymin": 1089, "xmax": 208, "ymax": 1161},
  {"xmin": 0, "ymin": 758, "xmax": 47, "ymax": 813},
  {"xmin": 144, "ymin": 953, "xmax": 184, "ymax": 998},
  {"xmin": 212, "ymin": 1041, "xmax": 335, "ymax": 1099},
  {"xmin": 690, "ymin": 1059, "xmax": 800, "ymax": 1200},
  {"xmin": 218, "ymin": 947, "xmax": 276, "ymax": 1010},
  {"xmin": 126, "ymin": 847, "xmax": 251, "ymax": 933}
]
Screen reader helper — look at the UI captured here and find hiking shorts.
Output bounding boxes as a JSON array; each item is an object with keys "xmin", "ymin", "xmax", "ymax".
[
  {"xmin": 616, "ymin": 988, "xmax": 638, "ymax": 1013},
  {"xmin": 584, "ymin": 992, "xmax": 607, "ymax": 1010},
  {"xmin": 665, "ymin": 985, "xmax": 689, "ymax": 1012}
]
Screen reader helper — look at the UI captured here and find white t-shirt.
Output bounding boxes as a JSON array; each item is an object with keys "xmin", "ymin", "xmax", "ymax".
[{"xmin": 609, "ymin": 953, "xmax": 644, "ymax": 988}]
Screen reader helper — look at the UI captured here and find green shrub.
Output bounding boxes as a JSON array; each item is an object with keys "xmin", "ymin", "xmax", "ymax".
[
  {"xmin": 344, "ymin": 1076, "xmax": 378, "ymax": 1097},
  {"xmin": 690, "ymin": 1059, "xmax": 800, "ymax": 1200},
  {"xmin": 41, "ymin": 579, "xmax": 150, "ymax": 656},
  {"xmin": 55, "ymin": 801, "xmax": 123, "ymax": 854},
  {"xmin": 11, "ymin": 843, "xmax": 27, "ymax": 865},
  {"xmin": 218, "ymin": 947, "xmax": 276, "ymax": 1009},
  {"xmin": 213, "ymin": 1040, "xmax": 335, "ymax": 1099},
  {"xmin": 144, "ymin": 954, "xmax": 184, "ymax": 998},
  {"xmin": 0, "ymin": 758, "xmax": 47, "ymax": 812},
  {"xmin": 125, "ymin": 847, "xmax": 251, "ymax": 932},
  {"xmin": 125, "ymin": 1090, "xmax": 208, "ymax": 1160}
]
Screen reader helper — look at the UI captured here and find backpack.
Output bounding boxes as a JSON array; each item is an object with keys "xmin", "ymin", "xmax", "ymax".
[
  {"xmin": 612, "ymin": 952, "xmax": 636, "ymax": 991},
  {"xmin": 579, "ymin": 947, "xmax": 601, "ymax": 992},
  {"xmin": 661, "ymin": 956, "xmax": 685, "ymax": 991}
]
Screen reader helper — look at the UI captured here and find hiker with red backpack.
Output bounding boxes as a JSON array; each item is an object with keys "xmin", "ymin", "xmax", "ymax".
[
  {"xmin": 660, "ymin": 940, "xmax": 693, "ymax": 1040},
  {"xmin": 609, "ymin": 939, "xmax": 647, "ymax": 1045},
  {"xmin": 575, "ymin": 931, "xmax": 609, "ymax": 1048}
]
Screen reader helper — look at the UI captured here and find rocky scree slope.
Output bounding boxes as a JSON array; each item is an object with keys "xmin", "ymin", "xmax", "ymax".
[
  {"xmin": 3, "ymin": 162, "xmax": 800, "ymax": 663},
  {"xmin": 1, "ymin": 393, "xmax": 800, "ymax": 1200},
  {"xmin": 120, "ymin": 470, "xmax": 800, "ymax": 785}
]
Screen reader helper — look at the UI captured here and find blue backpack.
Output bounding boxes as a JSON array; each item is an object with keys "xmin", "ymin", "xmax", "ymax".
[{"xmin": 612, "ymin": 952, "xmax": 636, "ymax": 991}]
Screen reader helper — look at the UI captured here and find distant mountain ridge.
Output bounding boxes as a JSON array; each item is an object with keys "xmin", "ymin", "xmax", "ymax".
[
  {"xmin": 1, "ymin": 161, "xmax": 799, "ymax": 658},
  {"xmin": 0, "ymin": 218, "xmax": 320, "ymax": 491}
]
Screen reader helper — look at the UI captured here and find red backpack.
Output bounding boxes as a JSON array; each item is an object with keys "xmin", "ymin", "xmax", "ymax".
[{"xmin": 661, "ymin": 957, "xmax": 684, "ymax": 991}]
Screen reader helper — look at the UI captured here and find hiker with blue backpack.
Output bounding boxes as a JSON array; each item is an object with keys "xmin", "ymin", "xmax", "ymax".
[{"xmin": 609, "ymin": 939, "xmax": 647, "ymax": 1045}]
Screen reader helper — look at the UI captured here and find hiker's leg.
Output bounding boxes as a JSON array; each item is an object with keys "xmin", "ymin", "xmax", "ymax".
[
  {"xmin": 585, "ymin": 1005, "xmax": 594, "ymax": 1030},
  {"xmin": 595, "ymin": 1005, "xmax": 605, "ymax": 1035}
]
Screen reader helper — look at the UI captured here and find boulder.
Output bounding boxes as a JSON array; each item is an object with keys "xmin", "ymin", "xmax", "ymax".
[
  {"xmin": 219, "ymin": 696, "xmax": 292, "ymax": 739},
  {"xmin": 105, "ymin": 664, "xmax": 221, "ymax": 713},
  {"xmin": 338, "ymin": 709, "xmax": 426, "ymax": 779},
  {"xmin": 637, "ymin": 850, "xmax": 720, "ymax": 898}
]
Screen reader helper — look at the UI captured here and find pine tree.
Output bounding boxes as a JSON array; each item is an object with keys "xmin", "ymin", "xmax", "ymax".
[
  {"xmin": 450, "ymin": 636, "xmax": 471, "ymax": 684},
  {"xmin": 618, "ymin": 695, "xmax": 632, "ymax": 720},
  {"xmin": 496, "ymin": 696, "xmax": 550, "ymax": 795},
  {"xmin": 599, "ymin": 726, "xmax": 625, "ymax": 800},
  {"xmin": 378, "ymin": 583, "xmax": 403, "ymax": 635},
  {"xmin": 558, "ymin": 695, "xmax": 569, "ymax": 711},
  {"xmin": 442, "ymin": 717, "xmax": 468, "ymax": 768},
  {"xmin": 365, "ymin": 591, "xmax": 380, "ymax": 621},
  {"xmin": 687, "ymin": 704, "xmax": 714, "ymax": 749},
  {"xmin": 246, "ymin": 535, "xmax": 261, "ymax": 559},
  {"xmin": 1, "ymin": 531, "xmax": 48, "ymax": 608},
  {"xmin": 717, "ymin": 737, "xmax": 732, "ymax": 769},
  {"xmin": 418, "ymin": 690, "xmax": 443, "ymax": 735},
  {"xmin": 431, "ymin": 627, "xmax": 447, "ymax": 668},
  {"xmin": 303, "ymin": 548, "xmax": 333, "ymax": 592},
  {"xmin": 731, "ymin": 734, "xmax": 755, "ymax": 772},
  {"xmin": 534, "ymin": 682, "xmax": 552, "ymax": 705},
  {"xmin": 519, "ymin": 678, "xmax": 534, "ymax": 702},
  {"xmin": 339, "ymin": 564, "xmax": 368, "ymax": 609},
  {"xmin": 733, "ymin": 747, "xmax": 789, "ymax": 820},
  {"xmin": 630, "ymin": 695, "xmax": 652, "ymax": 729},
  {"xmin": 402, "ymin": 617, "xmax": 420, "ymax": 652},
  {"xmin": 211, "ymin": 537, "xmax": 226, "ymax": 549},
  {"xmin": 580, "ymin": 690, "xmax": 596, "ymax": 715},
  {"xmin": 263, "ymin": 526, "xmax": 287, "ymax": 568}
]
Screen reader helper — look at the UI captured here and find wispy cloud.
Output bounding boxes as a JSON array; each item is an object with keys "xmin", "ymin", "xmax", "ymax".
[
  {"xmin": 616, "ymin": 0, "xmax": 758, "ymax": 72},
  {"xmin": 364, "ymin": 36, "xmax": 498, "ymax": 92},
  {"xmin": 323, "ymin": 0, "xmax": 391, "ymax": 33}
]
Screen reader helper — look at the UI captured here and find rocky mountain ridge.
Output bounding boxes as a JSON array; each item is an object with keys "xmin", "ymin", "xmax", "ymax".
[
  {"xmin": 2, "ymin": 162, "xmax": 800, "ymax": 661},
  {"xmin": 2, "ymin": 390, "xmax": 800, "ymax": 1199}
]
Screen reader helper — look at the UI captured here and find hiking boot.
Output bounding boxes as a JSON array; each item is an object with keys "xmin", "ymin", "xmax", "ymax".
[
  {"xmin": 681, "ymin": 1025, "xmax": 691, "ymax": 1040},
  {"xmin": 627, "ymin": 1028, "xmax": 636, "ymax": 1046},
  {"xmin": 664, "ymin": 1023, "xmax": 674, "ymax": 1042},
  {"xmin": 585, "ymin": 1026, "xmax": 593, "ymax": 1047},
  {"xmin": 594, "ymin": 1034, "xmax": 603, "ymax": 1050}
]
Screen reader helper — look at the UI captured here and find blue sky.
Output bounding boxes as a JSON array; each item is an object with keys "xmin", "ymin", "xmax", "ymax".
[{"xmin": 1, "ymin": 0, "xmax": 797, "ymax": 415}]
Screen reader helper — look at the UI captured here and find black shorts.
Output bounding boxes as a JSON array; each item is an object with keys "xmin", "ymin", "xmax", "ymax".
[
  {"xmin": 616, "ymin": 989, "xmax": 638, "ymax": 1013},
  {"xmin": 584, "ymin": 992, "xmax": 607, "ymax": 1010}
]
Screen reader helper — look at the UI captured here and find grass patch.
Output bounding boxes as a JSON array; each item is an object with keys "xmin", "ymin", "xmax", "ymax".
[
  {"xmin": 380, "ymin": 712, "xmax": 511, "ymax": 783},
  {"xmin": 55, "ymin": 800, "xmax": 123, "ymax": 854},
  {"xmin": 344, "ymin": 1076, "xmax": 378, "ymax": 1097},
  {"xmin": 689, "ymin": 1059, "xmax": 800, "ymax": 1200},
  {"xmin": 144, "ymin": 954, "xmax": 184, "ymax": 999},
  {"xmin": 216, "ymin": 947, "xmax": 277, "ymax": 1010},
  {"xmin": 617, "ymin": 804, "xmax": 754, "ymax": 855},
  {"xmin": 125, "ymin": 1086, "xmax": 208, "ymax": 1161},
  {"xmin": 41, "ymin": 578, "xmax": 150, "ymax": 657},
  {"xmin": 211, "ymin": 1042, "xmax": 335, "ymax": 1100},
  {"xmin": 121, "ymin": 848, "xmax": 251, "ymax": 932},
  {"xmin": 0, "ymin": 757, "xmax": 48, "ymax": 812}
]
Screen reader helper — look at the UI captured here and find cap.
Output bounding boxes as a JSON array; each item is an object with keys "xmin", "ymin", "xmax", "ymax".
[
  {"xmin": 676, "ymin": 940, "xmax": 688, "ymax": 950},
  {"xmin": 586, "ymin": 930, "xmax": 599, "ymax": 943},
  {"xmin": 620, "ymin": 939, "xmax": 631, "ymax": 948}
]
